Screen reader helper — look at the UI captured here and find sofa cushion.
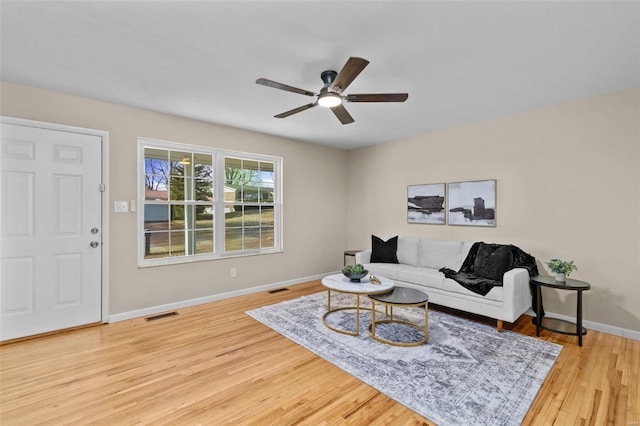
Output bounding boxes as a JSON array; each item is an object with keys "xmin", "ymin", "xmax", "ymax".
[
  {"xmin": 396, "ymin": 237, "xmax": 419, "ymax": 266},
  {"xmin": 396, "ymin": 266, "xmax": 445, "ymax": 289},
  {"xmin": 364, "ymin": 263, "xmax": 400, "ymax": 280},
  {"xmin": 473, "ymin": 243, "xmax": 513, "ymax": 282},
  {"xmin": 417, "ymin": 240, "xmax": 464, "ymax": 270},
  {"xmin": 371, "ymin": 235, "xmax": 399, "ymax": 263}
]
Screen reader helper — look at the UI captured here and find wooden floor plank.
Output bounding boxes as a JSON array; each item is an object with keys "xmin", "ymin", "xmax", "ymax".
[{"xmin": 1, "ymin": 280, "xmax": 638, "ymax": 425}]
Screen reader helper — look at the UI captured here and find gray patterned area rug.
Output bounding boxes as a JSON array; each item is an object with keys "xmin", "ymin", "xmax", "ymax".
[{"xmin": 246, "ymin": 291, "xmax": 562, "ymax": 426}]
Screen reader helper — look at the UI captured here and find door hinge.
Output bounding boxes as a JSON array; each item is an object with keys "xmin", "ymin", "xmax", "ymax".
[{"xmin": 99, "ymin": 183, "xmax": 106, "ymax": 192}]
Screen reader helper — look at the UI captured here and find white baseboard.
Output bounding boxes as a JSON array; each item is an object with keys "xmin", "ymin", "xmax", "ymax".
[
  {"xmin": 525, "ymin": 309, "xmax": 640, "ymax": 342},
  {"xmin": 108, "ymin": 273, "xmax": 329, "ymax": 323},
  {"xmin": 108, "ymin": 276, "xmax": 639, "ymax": 343}
]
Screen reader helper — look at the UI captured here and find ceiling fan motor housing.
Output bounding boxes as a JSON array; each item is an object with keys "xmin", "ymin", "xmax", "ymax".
[{"xmin": 321, "ymin": 70, "xmax": 338, "ymax": 88}]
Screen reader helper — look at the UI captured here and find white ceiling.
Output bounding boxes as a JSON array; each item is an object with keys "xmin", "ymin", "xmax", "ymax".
[{"xmin": 1, "ymin": 1, "xmax": 638, "ymax": 150}]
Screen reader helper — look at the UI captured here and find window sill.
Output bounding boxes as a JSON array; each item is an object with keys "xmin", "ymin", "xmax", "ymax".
[{"xmin": 137, "ymin": 248, "xmax": 284, "ymax": 268}]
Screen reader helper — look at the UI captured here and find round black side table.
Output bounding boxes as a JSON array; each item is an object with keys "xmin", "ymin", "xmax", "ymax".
[
  {"xmin": 367, "ymin": 286, "xmax": 429, "ymax": 346},
  {"xmin": 530, "ymin": 275, "xmax": 591, "ymax": 346}
]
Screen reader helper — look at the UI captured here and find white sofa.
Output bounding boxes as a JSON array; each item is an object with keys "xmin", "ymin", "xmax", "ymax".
[{"xmin": 355, "ymin": 237, "xmax": 532, "ymax": 331}]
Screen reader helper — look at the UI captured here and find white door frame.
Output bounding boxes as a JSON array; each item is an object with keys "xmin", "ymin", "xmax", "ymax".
[{"xmin": 1, "ymin": 116, "xmax": 110, "ymax": 323}]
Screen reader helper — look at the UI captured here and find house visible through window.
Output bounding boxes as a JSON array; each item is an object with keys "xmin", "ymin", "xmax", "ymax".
[
  {"xmin": 224, "ymin": 157, "xmax": 276, "ymax": 252},
  {"xmin": 138, "ymin": 139, "xmax": 281, "ymax": 266}
]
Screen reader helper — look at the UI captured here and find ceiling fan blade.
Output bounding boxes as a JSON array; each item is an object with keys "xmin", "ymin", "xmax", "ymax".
[
  {"xmin": 329, "ymin": 57, "xmax": 369, "ymax": 94},
  {"xmin": 346, "ymin": 93, "xmax": 409, "ymax": 102},
  {"xmin": 330, "ymin": 104, "xmax": 355, "ymax": 125},
  {"xmin": 256, "ymin": 78, "xmax": 315, "ymax": 97},
  {"xmin": 274, "ymin": 102, "xmax": 318, "ymax": 118}
]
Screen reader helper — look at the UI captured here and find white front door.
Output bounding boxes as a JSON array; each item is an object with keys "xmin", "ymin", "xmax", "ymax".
[{"xmin": 0, "ymin": 122, "xmax": 104, "ymax": 340}]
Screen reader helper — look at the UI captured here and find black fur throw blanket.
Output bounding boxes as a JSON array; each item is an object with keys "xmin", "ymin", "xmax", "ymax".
[{"xmin": 439, "ymin": 242, "xmax": 539, "ymax": 297}]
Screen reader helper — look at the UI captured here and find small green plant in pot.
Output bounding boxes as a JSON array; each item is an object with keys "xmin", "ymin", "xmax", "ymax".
[
  {"xmin": 545, "ymin": 259, "xmax": 577, "ymax": 282},
  {"xmin": 342, "ymin": 263, "xmax": 368, "ymax": 282}
]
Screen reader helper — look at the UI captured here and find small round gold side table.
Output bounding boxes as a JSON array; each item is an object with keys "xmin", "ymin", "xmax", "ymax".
[{"xmin": 367, "ymin": 286, "xmax": 429, "ymax": 347}]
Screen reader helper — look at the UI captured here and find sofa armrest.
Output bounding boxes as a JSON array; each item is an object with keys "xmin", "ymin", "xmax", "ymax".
[
  {"xmin": 355, "ymin": 250, "xmax": 371, "ymax": 264},
  {"xmin": 501, "ymin": 268, "xmax": 532, "ymax": 322}
]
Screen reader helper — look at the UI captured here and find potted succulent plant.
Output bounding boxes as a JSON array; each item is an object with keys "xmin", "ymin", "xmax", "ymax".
[
  {"xmin": 545, "ymin": 259, "xmax": 577, "ymax": 282},
  {"xmin": 342, "ymin": 263, "xmax": 369, "ymax": 282}
]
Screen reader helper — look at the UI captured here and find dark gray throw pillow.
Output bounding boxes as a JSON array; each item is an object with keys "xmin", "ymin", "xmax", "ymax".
[
  {"xmin": 473, "ymin": 243, "xmax": 513, "ymax": 282},
  {"xmin": 371, "ymin": 235, "xmax": 399, "ymax": 263}
]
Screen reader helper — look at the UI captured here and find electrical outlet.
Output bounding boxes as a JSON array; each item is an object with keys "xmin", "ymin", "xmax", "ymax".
[{"xmin": 230, "ymin": 268, "xmax": 237, "ymax": 278}]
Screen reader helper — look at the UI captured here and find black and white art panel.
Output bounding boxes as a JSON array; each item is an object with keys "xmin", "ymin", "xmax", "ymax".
[
  {"xmin": 407, "ymin": 183, "xmax": 446, "ymax": 224},
  {"xmin": 447, "ymin": 179, "xmax": 496, "ymax": 227}
]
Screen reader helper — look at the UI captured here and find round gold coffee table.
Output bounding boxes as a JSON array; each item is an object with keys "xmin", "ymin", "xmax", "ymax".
[
  {"xmin": 367, "ymin": 286, "xmax": 429, "ymax": 346},
  {"xmin": 321, "ymin": 273, "xmax": 394, "ymax": 336}
]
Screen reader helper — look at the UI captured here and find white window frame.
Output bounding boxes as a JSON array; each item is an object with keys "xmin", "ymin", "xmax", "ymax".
[{"xmin": 137, "ymin": 138, "xmax": 282, "ymax": 267}]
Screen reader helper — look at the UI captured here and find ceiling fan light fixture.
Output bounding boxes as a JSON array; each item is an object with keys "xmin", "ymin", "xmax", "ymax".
[{"xmin": 317, "ymin": 92, "xmax": 342, "ymax": 108}]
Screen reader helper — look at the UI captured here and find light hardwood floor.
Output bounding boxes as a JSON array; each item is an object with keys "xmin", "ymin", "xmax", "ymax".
[{"xmin": 1, "ymin": 280, "xmax": 638, "ymax": 425}]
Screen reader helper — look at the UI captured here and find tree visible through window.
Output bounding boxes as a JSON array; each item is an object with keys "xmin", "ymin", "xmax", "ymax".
[
  {"xmin": 139, "ymin": 139, "xmax": 281, "ymax": 266},
  {"xmin": 143, "ymin": 148, "xmax": 214, "ymax": 259}
]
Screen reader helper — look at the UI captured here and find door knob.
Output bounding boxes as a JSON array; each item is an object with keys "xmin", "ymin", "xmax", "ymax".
[{"xmin": 90, "ymin": 241, "xmax": 100, "ymax": 248}]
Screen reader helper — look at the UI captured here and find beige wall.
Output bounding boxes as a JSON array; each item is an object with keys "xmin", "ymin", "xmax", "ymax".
[
  {"xmin": 3, "ymin": 81, "xmax": 638, "ymax": 333},
  {"xmin": 347, "ymin": 88, "xmax": 640, "ymax": 332},
  {"xmin": 0, "ymin": 81, "xmax": 349, "ymax": 315}
]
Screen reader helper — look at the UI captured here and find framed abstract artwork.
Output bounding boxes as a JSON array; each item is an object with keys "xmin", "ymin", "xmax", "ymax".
[
  {"xmin": 447, "ymin": 179, "xmax": 496, "ymax": 227},
  {"xmin": 407, "ymin": 183, "xmax": 446, "ymax": 224}
]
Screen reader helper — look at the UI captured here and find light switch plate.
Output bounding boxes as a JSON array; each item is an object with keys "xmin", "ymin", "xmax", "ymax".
[{"xmin": 114, "ymin": 201, "xmax": 129, "ymax": 213}]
